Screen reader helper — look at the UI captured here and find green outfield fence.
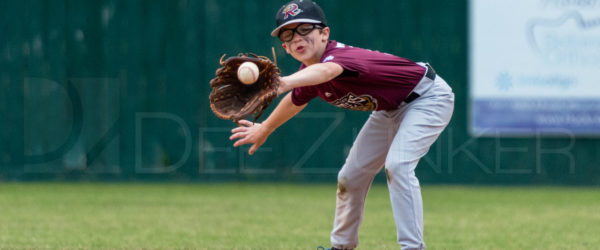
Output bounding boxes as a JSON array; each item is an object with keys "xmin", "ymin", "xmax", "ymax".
[{"xmin": 1, "ymin": 0, "xmax": 598, "ymax": 184}]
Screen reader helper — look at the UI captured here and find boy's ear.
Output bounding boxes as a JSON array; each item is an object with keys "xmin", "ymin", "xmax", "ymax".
[{"xmin": 321, "ymin": 27, "xmax": 330, "ymax": 42}]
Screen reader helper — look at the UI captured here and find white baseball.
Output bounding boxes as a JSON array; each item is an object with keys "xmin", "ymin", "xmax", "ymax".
[{"xmin": 237, "ymin": 62, "xmax": 259, "ymax": 85}]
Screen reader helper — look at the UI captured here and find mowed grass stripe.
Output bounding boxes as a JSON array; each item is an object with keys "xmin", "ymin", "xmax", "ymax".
[{"xmin": 0, "ymin": 183, "xmax": 598, "ymax": 249}]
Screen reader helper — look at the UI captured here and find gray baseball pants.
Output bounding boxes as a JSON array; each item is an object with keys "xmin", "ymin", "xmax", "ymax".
[{"xmin": 331, "ymin": 66, "xmax": 454, "ymax": 250}]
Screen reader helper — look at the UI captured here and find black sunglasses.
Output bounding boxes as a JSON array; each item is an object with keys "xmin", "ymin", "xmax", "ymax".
[{"xmin": 278, "ymin": 23, "xmax": 324, "ymax": 42}]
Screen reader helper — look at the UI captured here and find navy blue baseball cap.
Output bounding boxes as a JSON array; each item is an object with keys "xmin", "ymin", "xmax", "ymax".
[{"xmin": 271, "ymin": 0, "xmax": 327, "ymax": 37}]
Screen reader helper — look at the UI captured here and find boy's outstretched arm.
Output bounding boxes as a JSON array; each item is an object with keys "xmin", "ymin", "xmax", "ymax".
[
  {"xmin": 230, "ymin": 92, "xmax": 306, "ymax": 155},
  {"xmin": 232, "ymin": 62, "xmax": 342, "ymax": 155},
  {"xmin": 277, "ymin": 62, "xmax": 343, "ymax": 95}
]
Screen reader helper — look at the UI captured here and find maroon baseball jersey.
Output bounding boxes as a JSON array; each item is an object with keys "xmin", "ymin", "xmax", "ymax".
[{"xmin": 291, "ymin": 40, "xmax": 427, "ymax": 111}]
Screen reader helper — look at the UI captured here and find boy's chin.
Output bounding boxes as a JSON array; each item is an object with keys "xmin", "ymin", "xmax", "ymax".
[
  {"xmin": 293, "ymin": 54, "xmax": 311, "ymax": 63},
  {"xmin": 292, "ymin": 55, "xmax": 304, "ymax": 62}
]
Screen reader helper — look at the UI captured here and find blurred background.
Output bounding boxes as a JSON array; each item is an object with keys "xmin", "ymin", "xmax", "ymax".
[{"xmin": 1, "ymin": 0, "xmax": 599, "ymax": 185}]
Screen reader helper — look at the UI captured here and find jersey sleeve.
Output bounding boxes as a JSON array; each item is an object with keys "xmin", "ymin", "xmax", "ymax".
[
  {"xmin": 324, "ymin": 51, "xmax": 368, "ymax": 77},
  {"xmin": 291, "ymin": 86, "xmax": 318, "ymax": 106}
]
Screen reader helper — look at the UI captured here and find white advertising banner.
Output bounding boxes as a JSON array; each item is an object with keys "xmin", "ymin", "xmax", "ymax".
[{"xmin": 470, "ymin": 0, "xmax": 600, "ymax": 136}]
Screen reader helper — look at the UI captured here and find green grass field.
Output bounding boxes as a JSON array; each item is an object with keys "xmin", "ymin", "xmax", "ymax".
[{"xmin": 0, "ymin": 183, "xmax": 598, "ymax": 249}]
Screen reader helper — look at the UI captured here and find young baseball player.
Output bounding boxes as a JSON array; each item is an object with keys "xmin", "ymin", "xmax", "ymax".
[{"xmin": 230, "ymin": 0, "xmax": 454, "ymax": 249}]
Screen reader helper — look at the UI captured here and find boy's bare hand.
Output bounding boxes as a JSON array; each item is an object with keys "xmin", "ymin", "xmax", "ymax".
[{"xmin": 230, "ymin": 120, "xmax": 272, "ymax": 155}]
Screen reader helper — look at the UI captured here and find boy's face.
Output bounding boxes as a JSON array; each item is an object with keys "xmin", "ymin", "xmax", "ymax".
[{"xmin": 280, "ymin": 23, "xmax": 330, "ymax": 64}]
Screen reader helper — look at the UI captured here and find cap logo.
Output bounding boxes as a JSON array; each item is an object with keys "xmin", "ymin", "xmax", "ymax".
[{"xmin": 282, "ymin": 3, "xmax": 302, "ymax": 19}]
